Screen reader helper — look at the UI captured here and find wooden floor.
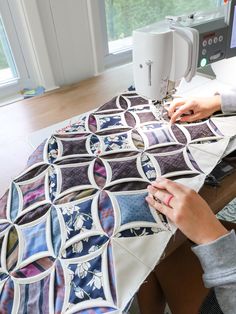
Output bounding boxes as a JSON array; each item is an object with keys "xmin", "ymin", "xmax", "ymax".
[{"xmin": 0, "ymin": 64, "xmax": 133, "ymax": 196}]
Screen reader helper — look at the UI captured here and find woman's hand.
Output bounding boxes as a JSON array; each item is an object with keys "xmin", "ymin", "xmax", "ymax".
[
  {"xmin": 168, "ymin": 95, "xmax": 221, "ymax": 124},
  {"xmin": 146, "ymin": 178, "xmax": 228, "ymax": 245}
]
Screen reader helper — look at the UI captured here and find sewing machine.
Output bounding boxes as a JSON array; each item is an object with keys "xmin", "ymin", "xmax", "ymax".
[{"xmin": 133, "ymin": 0, "xmax": 236, "ymax": 102}]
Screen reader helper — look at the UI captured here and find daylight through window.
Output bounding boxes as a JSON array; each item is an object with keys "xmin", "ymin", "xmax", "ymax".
[
  {"xmin": 105, "ymin": 0, "xmax": 219, "ymax": 54},
  {"xmin": 0, "ymin": 16, "xmax": 18, "ymax": 85}
]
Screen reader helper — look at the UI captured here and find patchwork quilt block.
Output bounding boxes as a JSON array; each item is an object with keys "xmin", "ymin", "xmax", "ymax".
[{"xmin": 0, "ymin": 92, "xmax": 233, "ymax": 313}]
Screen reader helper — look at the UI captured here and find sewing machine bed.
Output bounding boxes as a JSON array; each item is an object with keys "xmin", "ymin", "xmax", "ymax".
[{"xmin": 0, "ymin": 92, "xmax": 236, "ymax": 313}]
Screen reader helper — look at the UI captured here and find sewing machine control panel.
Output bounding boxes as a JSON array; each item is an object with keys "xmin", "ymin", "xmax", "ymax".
[{"xmin": 197, "ymin": 24, "xmax": 228, "ymax": 68}]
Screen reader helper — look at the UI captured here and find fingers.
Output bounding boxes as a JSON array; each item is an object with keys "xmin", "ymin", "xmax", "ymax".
[
  {"xmin": 147, "ymin": 185, "xmax": 175, "ymax": 207},
  {"xmin": 151, "ymin": 178, "xmax": 186, "ymax": 196},
  {"xmin": 146, "ymin": 195, "xmax": 173, "ymax": 220},
  {"xmin": 168, "ymin": 99, "xmax": 185, "ymax": 117},
  {"xmin": 179, "ymin": 113, "xmax": 202, "ymax": 123},
  {"xmin": 170, "ymin": 103, "xmax": 195, "ymax": 124}
]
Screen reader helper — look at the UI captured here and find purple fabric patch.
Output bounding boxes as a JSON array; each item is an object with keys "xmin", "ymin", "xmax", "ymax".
[
  {"xmin": 54, "ymin": 260, "xmax": 65, "ymax": 314},
  {"xmin": 137, "ymin": 112, "xmax": 156, "ymax": 123},
  {"xmin": 108, "ymin": 158, "xmax": 142, "ymax": 182},
  {"xmin": 128, "ymin": 96, "xmax": 149, "ymax": 107},
  {"xmin": 96, "ymin": 97, "xmax": 121, "ymax": 112},
  {"xmin": 107, "ymin": 243, "xmax": 116, "ymax": 303},
  {"xmin": 154, "ymin": 152, "xmax": 191, "ymax": 175},
  {"xmin": 0, "ymin": 277, "xmax": 14, "ymax": 313},
  {"xmin": 61, "ymin": 138, "xmax": 88, "ymax": 156},
  {"xmin": 27, "ymin": 141, "xmax": 46, "ymax": 167},
  {"xmin": 125, "ymin": 112, "xmax": 136, "ymax": 128},
  {"xmin": 98, "ymin": 191, "xmax": 115, "ymax": 237},
  {"xmin": 144, "ymin": 128, "xmax": 175, "ymax": 147},
  {"xmin": 171, "ymin": 125, "xmax": 188, "ymax": 144},
  {"xmin": 60, "ymin": 165, "xmax": 91, "ymax": 192},
  {"xmin": 20, "ymin": 176, "xmax": 46, "ymax": 210},
  {"xmin": 184, "ymin": 122, "xmax": 217, "ymax": 141},
  {"xmin": 12, "ymin": 257, "xmax": 54, "ymax": 278},
  {"xmin": 0, "ymin": 190, "xmax": 8, "ymax": 219},
  {"xmin": 94, "ymin": 159, "xmax": 107, "ymax": 188},
  {"xmin": 88, "ymin": 115, "xmax": 97, "ymax": 133},
  {"xmin": 18, "ymin": 274, "xmax": 50, "ymax": 314}
]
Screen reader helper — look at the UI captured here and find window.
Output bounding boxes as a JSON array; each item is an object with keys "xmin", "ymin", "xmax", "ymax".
[
  {"xmin": 95, "ymin": 0, "xmax": 221, "ymax": 68},
  {"xmin": 0, "ymin": 0, "xmax": 56, "ymax": 105},
  {"xmin": 0, "ymin": 16, "xmax": 18, "ymax": 85},
  {"xmin": 0, "ymin": 0, "xmax": 50, "ymax": 104},
  {"xmin": 0, "ymin": 0, "xmax": 34, "ymax": 104}
]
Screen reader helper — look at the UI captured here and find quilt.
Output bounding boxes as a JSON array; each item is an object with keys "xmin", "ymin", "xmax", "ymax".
[{"xmin": 0, "ymin": 92, "xmax": 235, "ymax": 314}]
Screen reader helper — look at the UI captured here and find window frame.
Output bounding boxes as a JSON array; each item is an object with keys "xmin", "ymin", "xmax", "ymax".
[
  {"xmin": 0, "ymin": 0, "xmax": 57, "ymax": 105},
  {"xmin": 0, "ymin": 0, "xmax": 31, "ymax": 101},
  {"xmin": 87, "ymin": 0, "xmax": 132, "ymax": 72}
]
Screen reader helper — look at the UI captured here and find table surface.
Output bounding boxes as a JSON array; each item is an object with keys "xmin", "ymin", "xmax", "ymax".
[
  {"xmin": 1, "ymin": 63, "xmax": 236, "ymax": 255},
  {"xmin": 0, "ymin": 64, "xmax": 134, "ymax": 197}
]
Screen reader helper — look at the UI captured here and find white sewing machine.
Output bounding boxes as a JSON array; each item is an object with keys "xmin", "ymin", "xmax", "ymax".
[{"xmin": 133, "ymin": 0, "xmax": 236, "ymax": 101}]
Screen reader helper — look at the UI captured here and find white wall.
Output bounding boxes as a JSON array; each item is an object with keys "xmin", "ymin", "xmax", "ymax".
[{"xmin": 36, "ymin": 0, "xmax": 96, "ymax": 86}]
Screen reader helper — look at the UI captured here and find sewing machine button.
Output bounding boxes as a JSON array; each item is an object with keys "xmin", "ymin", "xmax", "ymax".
[
  {"xmin": 214, "ymin": 36, "xmax": 218, "ymax": 44},
  {"xmin": 219, "ymin": 35, "xmax": 223, "ymax": 42},
  {"xmin": 202, "ymin": 40, "xmax": 207, "ymax": 47},
  {"xmin": 210, "ymin": 52, "xmax": 221, "ymax": 61},
  {"xmin": 208, "ymin": 38, "xmax": 213, "ymax": 45},
  {"xmin": 202, "ymin": 49, "xmax": 207, "ymax": 56}
]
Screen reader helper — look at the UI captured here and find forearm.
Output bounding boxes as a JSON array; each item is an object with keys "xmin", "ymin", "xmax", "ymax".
[{"xmin": 192, "ymin": 230, "xmax": 236, "ymax": 313}]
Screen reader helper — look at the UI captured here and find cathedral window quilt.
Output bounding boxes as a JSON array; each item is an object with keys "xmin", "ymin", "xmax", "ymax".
[{"xmin": 0, "ymin": 92, "xmax": 232, "ymax": 313}]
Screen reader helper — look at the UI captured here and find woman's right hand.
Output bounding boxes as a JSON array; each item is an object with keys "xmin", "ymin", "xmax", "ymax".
[
  {"xmin": 168, "ymin": 95, "xmax": 222, "ymax": 124},
  {"xmin": 146, "ymin": 178, "xmax": 228, "ymax": 245}
]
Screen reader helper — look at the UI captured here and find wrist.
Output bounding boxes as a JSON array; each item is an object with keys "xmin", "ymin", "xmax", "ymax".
[
  {"xmin": 198, "ymin": 226, "xmax": 229, "ymax": 245},
  {"xmin": 212, "ymin": 95, "xmax": 222, "ymax": 112}
]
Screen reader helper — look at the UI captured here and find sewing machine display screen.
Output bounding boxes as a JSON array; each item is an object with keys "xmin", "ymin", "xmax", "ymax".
[{"xmin": 230, "ymin": 6, "xmax": 236, "ymax": 48}]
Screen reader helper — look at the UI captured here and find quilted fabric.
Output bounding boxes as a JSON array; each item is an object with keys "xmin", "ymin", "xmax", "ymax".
[{"xmin": 0, "ymin": 92, "xmax": 226, "ymax": 313}]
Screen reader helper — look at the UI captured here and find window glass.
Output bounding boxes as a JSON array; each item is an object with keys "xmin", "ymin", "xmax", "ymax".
[
  {"xmin": 105, "ymin": 0, "xmax": 218, "ymax": 53},
  {"xmin": 0, "ymin": 16, "xmax": 18, "ymax": 84}
]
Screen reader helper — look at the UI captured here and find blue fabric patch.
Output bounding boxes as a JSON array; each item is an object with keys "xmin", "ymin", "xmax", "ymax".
[
  {"xmin": 60, "ymin": 199, "xmax": 93, "ymax": 240},
  {"xmin": 50, "ymin": 207, "xmax": 61, "ymax": 256},
  {"xmin": 21, "ymin": 220, "xmax": 48, "ymax": 260},
  {"xmin": 10, "ymin": 183, "xmax": 19, "ymax": 222},
  {"xmin": 0, "ymin": 272, "xmax": 8, "ymax": 281},
  {"xmin": 64, "ymin": 235, "xmax": 108, "ymax": 259},
  {"xmin": 99, "ymin": 115, "xmax": 123, "ymax": 130},
  {"xmin": 0, "ymin": 277, "xmax": 14, "ymax": 313},
  {"xmin": 64, "ymin": 116, "xmax": 87, "ymax": 133},
  {"xmin": 90, "ymin": 135, "xmax": 100, "ymax": 154},
  {"xmin": 49, "ymin": 168, "xmax": 57, "ymax": 202},
  {"xmin": 69, "ymin": 255, "xmax": 105, "ymax": 305},
  {"xmin": 47, "ymin": 137, "xmax": 58, "ymax": 163},
  {"xmin": 117, "ymin": 227, "xmax": 157, "ymax": 237},
  {"xmin": 116, "ymin": 193, "xmax": 155, "ymax": 225},
  {"xmin": 0, "ymin": 223, "xmax": 10, "ymax": 234},
  {"xmin": 104, "ymin": 134, "xmax": 129, "ymax": 152},
  {"xmin": 141, "ymin": 154, "xmax": 156, "ymax": 181}
]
